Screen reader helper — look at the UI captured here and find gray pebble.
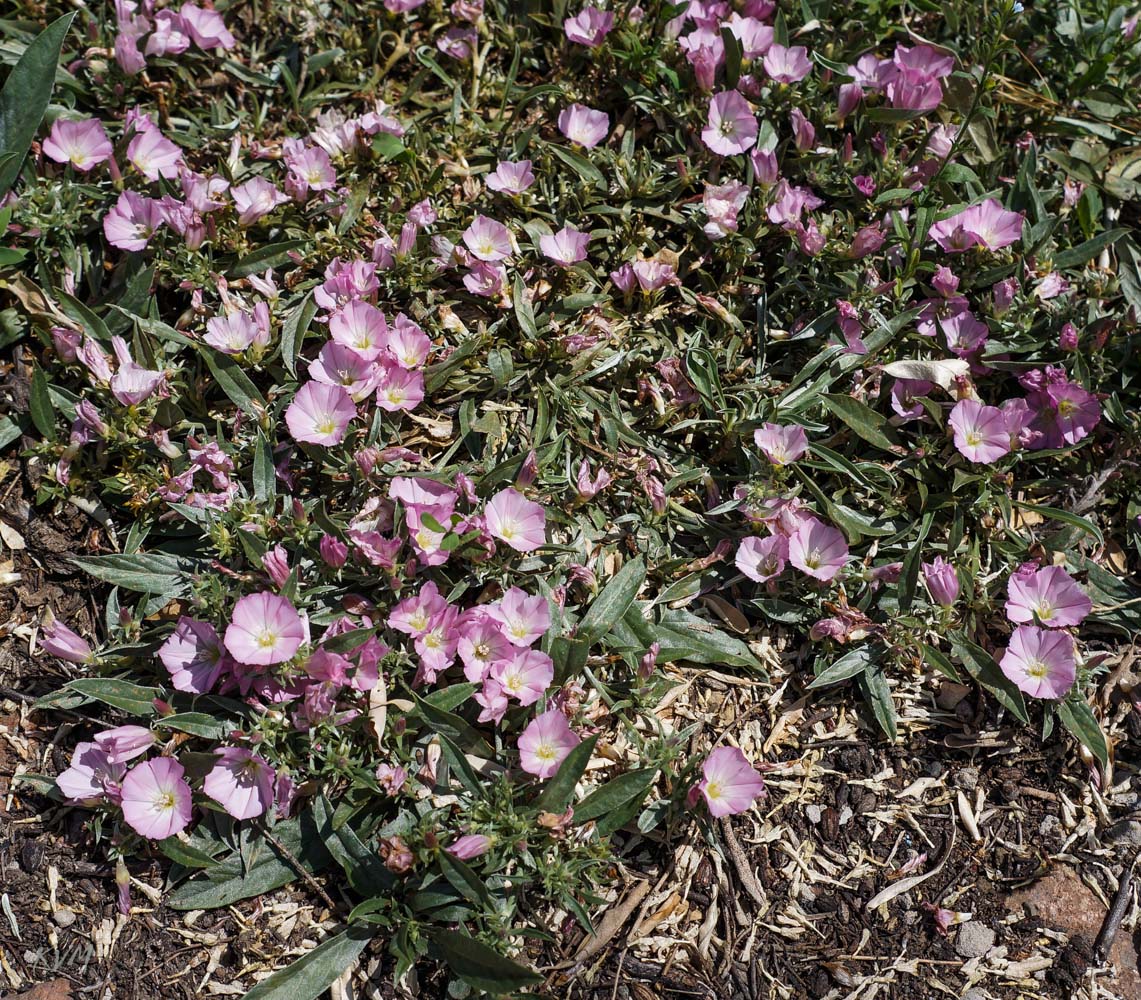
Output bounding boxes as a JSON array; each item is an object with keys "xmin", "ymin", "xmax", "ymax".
[
  {"xmin": 52, "ymin": 907, "xmax": 76, "ymax": 928},
  {"xmin": 1107, "ymin": 819, "xmax": 1141, "ymax": 847},
  {"xmin": 952, "ymin": 767, "xmax": 979, "ymax": 792},
  {"xmin": 955, "ymin": 922, "xmax": 995, "ymax": 958},
  {"xmin": 806, "ymin": 804, "xmax": 823, "ymax": 824}
]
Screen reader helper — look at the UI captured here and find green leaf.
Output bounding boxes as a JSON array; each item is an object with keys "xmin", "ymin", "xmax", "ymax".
[
  {"xmin": 436, "ymin": 733, "xmax": 483, "ymax": 796},
  {"xmin": 821, "ymin": 394, "xmax": 900, "ymax": 452},
  {"xmin": 898, "ymin": 511, "xmax": 935, "ymax": 613},
  {"xmin": 160, "ymin": 712, "xmax": 228, "ymax": 738},
  {"xmin": 1012, "ymin": 500, "xmax": 1103, "ymax": 547},
  {"xmin": 64, "ymin": 678, "xmax": 159, "ymax": 716},
  {"xmin": 280, "ymin": 294, "xmax": 316, "ymax": 378},
  {"xmin": 427, "ymin": 930, "xmax": 543, "ymax": 996},
  {"xmin": 28, "ymin": 364, "xmax": 56, "ymax": 440},
  {"xmin": 0, "ymin": 13, "xmax": 76, "ymax": 193},
  {"xmin": 312, "ymin": 796, "xmax": 391, "ymax": 896},
  {"xmin": 438, "ymin": 850, "xmax": 495, "ymax": 909},
  {"xmin": 253, "ymin": 431, "xmax": 276, "ymax": 502},
  {"xmin": 574, "ymin": 769, "xmax": 657, "ymax": 825},
  {"xmin": 1051, "ymin": 228, "xmax": 1128, "ymax": 270},
  {"xmin": 950, "ymin": 632, "xmax": 1029, "ymax": 724},
  {"xmin": 921, "ymin": 644, "xmax": 962, "ymax": 682},
  {"xmin": 858, "ymin": 668, "xmax": 897, "ymax": 741},
  {"xmin": 241, "ymin": 927, "xmax": 373, "ymax": 1000},
  {"xmin": 807, "ymin": 645, "xmax": 876, "ymax": 689},
  {"xmin": 652, "ymin": 608, "xmax": 761, "ymax": 670},
  {"xmin": 547, "ymin": 143, "xmax": 605, "ymax": 187},
  {"xmin": 577, "ymin": 556, "xmax": 645, "ymax": 645},
  {"xmin": 71, "ymin": 552, "xmax": 198, "ymax": 597},
  {"xmin": 1056, "ymin": 697, "xmax": 1108, "ymax": 771},
  {"xmin": 227, "ymin": 240, "xmax": 309, "ymax": 279},
  {"xmin": 413, "ymin": 694, "xmax": 494, "ymax": 759},
  {"xmin": 535, "ymin": 733, "xmax": 598, "ymax": 813},
  {"xmin": 157, "ymin": 836, "xmax": 222, "ymax": 869},
  {"xmin": 202, "ymin": 349, "xmax": 266, "ymax": 416}
]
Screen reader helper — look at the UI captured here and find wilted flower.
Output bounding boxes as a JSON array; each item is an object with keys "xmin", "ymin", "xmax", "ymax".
[
  {"xmin": 448, "ymin": 833, "xmax": 492, "ymax": 859},
  {"xmin": 56, "ymin": 743, "xmax": 125, "ymax": 804},
  {"xmin": 94, "ymin": 726, "xmax": 155, "ymax": 765},
  {"xmin": 39, "ymin": 618, "xmax": 94, "ymax": 664}
]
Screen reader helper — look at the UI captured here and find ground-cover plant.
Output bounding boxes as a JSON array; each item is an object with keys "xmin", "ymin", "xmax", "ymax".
[{"xmin": 5, "ymin": 0, "xmax": 1141, "ymax": 994}]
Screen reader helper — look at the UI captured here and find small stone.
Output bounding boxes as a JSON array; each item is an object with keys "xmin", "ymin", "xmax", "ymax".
[
  {"xmin": 952, "ymin": 767, "xmax": 979, "ymax": 792},
  {"xmin": 925, "ymin": 761, "xmax": 943, "ymax": 778},
  {"xmin": 806, "ymin": 804, "xmax": 823, "ymax": 824},
  {"xmin": 962, "ymin": 990, "xmax": 988, "ymax": 1000},
  {"xmin": 52, "ymin": 907, "xmax": 76, "ymax": 928},
  {"xmin": 955, "ymin": 922, "xmax": 996, "ymax": 959},
  {"xmin": 1107, "ymin": 820, "xmax": 1141, "ymax": 847},
  {"xmin": 1038, "ymin": 814, "xmax": 1062, "ymax": 839}
]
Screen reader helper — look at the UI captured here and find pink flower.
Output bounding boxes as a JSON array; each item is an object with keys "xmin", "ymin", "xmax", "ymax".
[
  {"xmin": 224, "ymin": 591, "xmax": 306, "ymax": 666},
  {"xmin": 891, "ymin": 378, "xmax": 934, "ymax": 421},
  {"xmin": 728, "ymin": 14, "xmax": 773, "ymax": 57},
  {"xmin": 576, "ymin": 459, "xmax": 612, "ymax": 499},
  {"xmin": 387, "ymin": 315, "xmax": 432, "ymax": 369},
  {"xmin": 701, "ymin": 91, "xmax": 758, "ymax": 156},
  {"xmin": 103, "ymin": 191, "xmax": 164, "ymax": 251},
  {"xmin": 485, "ymin": 488, "xmax": 546, "ymax": 552},
  {"xmin": 462, "ymin": 214, "xmax": 513, "ymax": 262},
  {"xmin": 539, "ymin": 225, "xmax": 590, "ymax": 266},
  {"xmin": 39, "ymin": 618, "xmax": 94, "ymax": 663},
  {"xmin": 948, "ymin": 399, "xmax": 1011, "ymax": 464},
  {"xmin": 490, "ymin": 648, "xmax": 554, "ymax": 705},
  {"xmin": 57, "ymin": 743, "xmax": 125, "ymax": 804},
  {"xmin": 231, "ymin": 176, "xmax": 289, "ymax": 226},
  {"xmin": 1042, "ymin": 382, "xmax": 1100, "ymax": 446},
  {"xmin": 929, "ymin": 198, "xmax": 1024, "ymax": 252},
  {"xmin": 376, "ymin": 763, "xmax": 407, "ymax": 795},
  {"xmin": 564, "ymin": 6, "xmax": 614, "ymax": 46},
  {"xmin": 329, "ymin": 301, "xmax": 389, "ymax": 360},
  {"xmin": 922, "ymin": 557, "xmax": 960, "ymax": 607},
  {"xmin": 179, "ymin": 4, "xmax": 236, "ymax": 49},
  {"xmin": 754, "ymin": 423, "xmax": 808, "ymax": 465},
  {"xmin": 204, "ymin": 748, "xmax": 275, "ymax": 820},
  {"xmin": 696, "ymin": 746, "xmax": 765, "ymax": 818},
  {"xmin": 127, "ymin": 128, "xmax": 184, "ymax": 181},
  {"xmin": 204, "ymin": 311, "xmax": 261, "ymax": 355},
  {"xmin": 1005, "ymin": 566, "xmax": 1091, "ymax": 629},
  {"xmin": 736, "ymin": 535, "xmax": 788, "ymax": 583},
  {"xmin": 703, "ymin": 180, "xmax": 749, "ymax": 238},
  {"xmin": 42, "ymin": 118, "xmax": 113, "ymax": 171},
  {"xmin": 486, "ymin": 160, "xmax": 535, "ymax": 195},
  {"xmin": 763, "ymin": 44, "xmax": 812, "ymax": 83},
  {"xmin": 389, "ymin": 582, "xmax": 449, "ymax": 637},
  {"xmin": 120, "ymin": 758, "xmax": 193, "ymax": 839},
  {"xmin": 447, "ymin": 834, "xmax": 492, "ymax": 859},
  {"xmin": 159, "ymin": 617, "xmax": 227, "ymax": 693},
  {"xmin": 375, "ymin": 365, "xmax": 425, "ymax": 412},
  {"xmin": 488, "ymin": 587, "xmax": 551, "ymax": 646},
  {"xmin": 94, "ymin": 725, "xmax": 155, "ymax": 765},
  {"xmin": 999, "ymin": 625, "xmax": 1076, "ymax": 700},
  {"xmin": 146, "ymin": 10, "xmax": 191, "ymax": 56},
  {"xmin": 557, "ymin": 104, "xmax": 610, "ymax": 148},
  {"xmin": 518, "ymin": 709, "xmax": 581, "ymax": 779},
  {"xmin": 309, "ymin": 342, "xmax": 382, "ymax": 401},
  {"xmin": 458, "ymin": 614, "xmax": 513, "ymax": 682},
  {"xmin": 285, "ymin": 381, "xmax": 356, "ymax": 445},
  {"xmin": 788, "ymin": 519, "xmax": 848, "ymax": 582}
]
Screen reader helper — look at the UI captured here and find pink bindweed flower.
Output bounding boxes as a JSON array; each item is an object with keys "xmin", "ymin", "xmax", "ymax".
[
  {"xmin": 576, "ymin": 459, "xmax": 612, "ymax": 499},
  {"xmin": 754, "ymin": 423, "xmax": 808, "ymax": 466},
  {"xmin": 558, "ymin": 104, "xmax": 610, "ymax": 148},
  {"xmin": 42, "ymin": 118, "xmax": 113, "ymax": 171},
  {"xmin": 179, "ymin": 4, "xmax": 236, "ymax": 49},
  {"xmin": 230, "ymin": 176, "xmax": 289, "ymax": 226},
  {"xmin": 736, "ymin": 534, "xmax": 788, "ymax": 583},
  {"xmin": 103, "ymin": 191, "xmax": 164, "ymax": 251},
  {"xmin": 159, "ymin": 617, "xmax": 227, "ymax": 693},
  {"xmin": 448, "ymin": 834, "xmax": 492, "ymax": 859},
  {"xmin": 701, "ymin": 91, "xmax": 758, "ymax": 156},
  {"xmin": 57, "ymin": 742, "xmax": 125, "ymax": 804},
  {"xmin": 696, "ymin": 746, "xmax": 765, "ymax": 818},
  {"xmin": 263, "ymin": 544, "xmax": 291, "ymax": 589},
  {"xmin": 488, "ymin": 587, "xmax": 551, "ymax": 646},
  {"xmin": 203, "ymin": 747, "xmax": 275, "ymax": 820},
  {"xmin": 319, "ymin": 534, "xmax": 349, "ymax": 568},
  {"xmin": 490, "ymin": 648, "xmax": 555, "ymax": 705},
  {"xmin": 539, "ymin": 225, "xmax": 591, "ymax": 266},
  {"xmin": 462, "ymin": 215, "xmax": 513, "ymax": 262},
  {"xmin": 120, "ymin": 757, "xmax": 193, "ymax": 839},
  {"xmin": 1005, "ymin": 565, "xmax": 1091, "ymax": 628},
  {"xmin": 94, "ymin": 725, "xmax": 155, "ymax": 765},
  {"xmin": 376, "ymin": 763, "xmax": 407, "ymax": 795},
  {"xmin": 1041, "ymin": 381, "xmax": 1100, "ymax": 446},
  {"xmin": 564, "ymin": 6, "xmax": 614, "ymax": 46},
  {"xmin": 518, "ymin": 709, "xmax": 581, "ymax": 779},
  {"xmin": 948, "ymin": 399, "xmax": 1011, "ymax": 464},
  {"xmin": 224, "ymin": 591, "xmax": 306, "ymax": 666},
  {"xmin": 486, "ymin": 159, "xmax": 535, "ymax": 195},
  {"xmin": 389, "ymin": 582, "xmax": 450, "ymax": 637},
  {"xmin": 891, "ymin": 378, "xmax": 934, "ymax": 421},
  {"xmin": 329, "ymin": 301, "xmax": 389, "ymax": 360},
  {"xmin": 999, "ymin": 625, "xmax": 1077, "ymax": 700},
  {"xmin": 728, "ymin": 13, "xmax": 773, "ymax": 57},
  {"xmin": 788, "ymin": 518, "xmax": 848, "ymax": 582},
  {"xmin": 763, "ymin": 43, "xmax": 812, "ymax": 83},
  {"xmin": 285, "ymin": 381, "xmax": 356, "ymax": 445},
  {"xmin": 375, "ymin": 365, "xmax": 425, "ymax": 412},
  {"xmin": 703, "ymin": 180, "xmax": 749, "ymax": 239},
  {"xmin": 922, "ymin": 557, "xmax": 960, "ymax": 607},
  {"xmin": 146, "ymin": 10, "xmax": 191, "ymax": 56},
  {"xmin": 39, "ymin": 618, "xmax": 94, "ymax": 663},
  {"xmin": 204, "ymin": 310, "xmax": 261, "ymax": 355},
  {"xmin": 310, "ymin": 342, "xmax": 383, "ymax": 401},
  {"xmin": 458, "ymin": 612, "xmax": 513, "ymax": 681},
  {"xmin": 929, "ymin": 198, "xmax": 1024, "ymax": 252},
  {"xmin": 485, "ymin": 488, "xmax": 546, "ymax": 552},
  {"xmin": 127, "ymin": 127, "xmax": 184, "ymax": 181}
]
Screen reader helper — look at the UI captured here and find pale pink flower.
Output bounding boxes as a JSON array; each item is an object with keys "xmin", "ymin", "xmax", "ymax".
[
  {"xmin": 204, "ymin": 748, "xmax": 275, "ymax": 820},
  {"xmin": 576, "ymin": 459, "xmax": 612, "ymax": 499},
  {"xmin": 462, "ymin": 214, "xmax": 513, "ymax": 262},
  {"xmin": 159, "ymin": 617, "xmax": 227, "ymax": 693},
  {"xmin": 375, "ymin": 365, "xmax": 425, "ymax": 412},
  {"xmin": 929, "ymin": 198, "xmax": 1024, "ymax": 252},
  {"xmin": 922, "ymin": 557, "xmax": 960, "ymax": 607},
  {"xmin": 120, "ymin": 758, "xmax": 193, "ymax": 839},
  {"xmin": 389, "ymin": 582, "xmax": 449, "ymax": 637},
  {"xmin": 127, "ymin": 127, "xmax": 184, "ymax": 181},
  {"xmin": 231, "ymin": 176, "xmax": 289, "ymax": 226},
  {"xmin": 488, "ymin": 587, "xmax": 551, "ymax": 646},
  {"xmin": 948, "ymin": 399, "xmax": 1011, "ymax": 464},
  {"xmin": 539, "ymin": 225, "xmax": 591, "ymax": 266},
  {"xmin": 57, "ymin": 742, "xmax": 125, "ymax": 804},
  {"xmin": 485, "ymin": 488, "xmax": 546, "ymax": 552},
  {"xmin": 448, "ymin": 834, "xmax": 492, "ymax": 859},
  {"xmin": 458, "ymin": 613, "xmax": 513, "ymax": 682},
  {"xmin": 204, "ymin": 311, "xmax": 261, "ymax": 354},
  {"xmin": 103, "ymin": 191, "xmax": 164, "ymax": 251},
  {"xmin": 309, "ymin": 342, "xmax": 382, "ymax": 401},
  {"xmin": 564, "ymin": 6, "xmax": 614, "ymax": 46},
  {"xmin": 701, "ymin": 90, "xmax": 758, "ymax": 156},
  {"xmin": 146, "ymin": 10, "xmax": 191, "ymax": 56},
  {"xmin": 388, "ymin": 315, "xmax": 432, "ymax": 369},
  {"xmin": 42, "ymin": 118, "xmax": 113, "ymax": 171},
  {"xmin": 788, "ymin": 518, "xmax": 848, "ymax": 581},
  {"xmin": 1005, "ymin": 566, "xmax": 1091, "ymax": 629},
  {"xmin": 1042, "ymin": 382, "xmax": 1100, "ymax": 446},
  {"xmin": 179, "ymin": 4, "xmax": 236, "ymax": 48},
  {"xmin": 558, "ymin": 104, "xmax": 610, "ymax": 148},
  {"xmin": 736, "ymin": 534, "xmax": 788, "ymax": 583},
  {"xmin": 39, "ymin": 618, "xmax": 94, "ymax": 663},
  {"xmin": 754, "ymin": 423, "xmax": 808, "ymax": 466},
  {"xmin": 999, "ymin": 625, "xmax": 1076, "ymax": 700},
  {"xmin": 286, "ymin": 381, "xmax": 356, "ymax": 445},
  {"xmin": 329, "ymin": 301, "xmax": 389, "ymax": 360},
  {"xmin": 703, "ymin": 180, "xmax": 749, "ymax": 239},
  {"xmin": 763, "ymin": 44, "xmax": 812, "ymax": 83},
  {"xmin": 697, "ymin": 746, "xmax": 765, "ymax": 817},
  {"xmin": 376, "ymin": 763, "xmax": 407, "ymax": 795},
  {"xmin": 518, "ymin": 709, "xmax": 581, "ymax": 779},
  {"xmin": 224, "ymin": 591, "xmax": 306, "ymax": 666},
  {"xmin": 490, "ymin": 648, "xmax": 554, "ymax": 705},
  {"xmin": 94, "ymin": 725, "xmax": 155, "ymax": 765},
  {"xmin": 728, "ymin": 14, "xmax": 773, "ymax": 57},
  {"xmin": 891, "ymin": 378, "xmax": 934, "ymax": 421},
  {"xmin": 486, "ymin": 159, "xmax": 535, "ymax": 195}
]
